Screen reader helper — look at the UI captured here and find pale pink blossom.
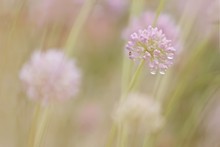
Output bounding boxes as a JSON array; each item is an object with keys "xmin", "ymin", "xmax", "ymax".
[
  {"xmin": 20, "ymin": 49, "xmax": 81, "ymax": 104},
  {"xmin": 125, "ymin": 26, "xmax": 176, "ymax": 74}
]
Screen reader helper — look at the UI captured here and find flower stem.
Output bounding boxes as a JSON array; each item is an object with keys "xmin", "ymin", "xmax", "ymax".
[
  {"xmin": 110, "ymin": 0, "xmax": 167, "ymax": 146},
  {"xmin": 127, "ymin": 60, "xmax": 145, "ymax": 92},
  {"xmin": 6, "ymin": 0, "xmax": 26, "ymax": 47},
  {"xmin": 120, "ymin": 126, "xmax": 128, "ymax": 147},
  {"xmin": 143, "ymin": 134, "xmax": 156, "ymax": 147},
  {"xmin": 65, "ymin": 0, "xmax": 96, "ymax": 55},
  {"xmin": 28, "ymin": 104, "xmax": 51, "ymax": 147},
  {"xmin": 117, "ymin": 125, "xmax": 122, "ymax": 147},
  {"xmin": 142, "ymin": 0, "xmax": 167, "ymax": 146},
  {"xmin": 152, "ymin": 0, "xmax": 167, "ymax": 27},
  {"xmin": 106, "ymin": 125, "xmax": 117, "ymax": 147},
  {"xmin": 121, "ymin": 0, "xmax": 145, "ymax": 95},
  {"xmin": 164, "ymin": 39, "xmax": 209, "ymax": 118},
  {"xmin": 176, "ymin": 78, "xmax": 219, "ymax": 147},
  {"xmin": 130, "ymin": 0, "xmax": 146, "ymax": 17},
  {"xmin": 153, "ymin": 74, "xmax": 163, "ymax": 99}
]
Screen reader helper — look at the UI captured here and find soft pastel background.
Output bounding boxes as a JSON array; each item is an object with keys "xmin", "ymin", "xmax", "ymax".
[{"xmin": 0, "ymin": 0, "xmax": 219, "ymax": 147}]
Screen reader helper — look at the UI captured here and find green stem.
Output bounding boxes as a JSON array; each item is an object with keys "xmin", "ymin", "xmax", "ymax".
[
  {"xmin": 164, "ymin": 39, "xmax": 209, "ymax": 118},
  {"xmin": 110, "ymin": 0, "xmax": 167, "ymax": 146},
  {"xmin": 6, "ymin": 0, "xmax": 26, "ymax": 47},
  {"xmin": 130, "ymin": 0, "xmax": 146, "ymax": 17},
  {"xmin": 121, "ymin": 0, "xmax": 145, "ymax": 96},
  {"xmin": 108, "ymin": 0, "xmax": 144, "ymax": 144},
  {"xmin": 152, "ymin": 74, "xmax": 163, "ymax": 99},
  {"xmin": 142, "ymin": 0, "xmax": 167, "ymax": 146},
  {"xmin": 143, "ymin": 134, "xmax": 156, "ymax": 147},
  {"xmin": 121, "ymin": 58, "xmax": 132, "ymax": 95},
  {"xmin": 120, "ymin": 127, "xmax": 127, "ymax": 147},
  {"xmin": 28, "ymin": 104, "xmax": 51, "ymax": 147},
  {"xmin": 64, "ymin": 0, "xmax": 96, "ymax": 55},
  {"xmin": 117, "ymin": 125, "xmax": 122, "ymax": 147},
  {"xmin": 106, "ymin": 125, "xmax": 117, "ymax": 147},
  {"xmin": 127, "ymin": 60, "xmax": 145, "ymax": 92},
  {"xmin": 152, "ymin": 0, "xmax": 167, "ymax": 27},
  {"xmin": 176, "ymin": 83, "xmax": 219, "ymax": 147}
]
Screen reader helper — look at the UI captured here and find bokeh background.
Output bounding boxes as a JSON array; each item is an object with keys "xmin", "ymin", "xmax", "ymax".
[{"xmin": 0, "ymin": 0, "xmax": 219, "ymax": 147}]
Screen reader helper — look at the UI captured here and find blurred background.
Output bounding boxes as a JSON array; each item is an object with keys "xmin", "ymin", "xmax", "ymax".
[{"xmin": 0, "ymin": 0, "xmax": 219, "ymax": 147}]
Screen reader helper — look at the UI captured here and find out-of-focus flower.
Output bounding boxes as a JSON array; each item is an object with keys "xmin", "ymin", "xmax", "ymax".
[
  {"xmin": 104, "ymin": 0, "xmax": 128, "ymax": 15},
  {"xmin": 28, "ymin": 0, "xmax": 83, "ymax": 27},
  {"xmin": 20, "ymin": 49, "xmax": 81, "ymax": 104},
  {"xmin": 125, "ymin": 26, "xmax": 176, "ymax": 74},
  {"xmin": 85, "ymin": 6, "xmax": 117, "ymax": 47},
  {"xmin": 84, "ymin": 0, "xmax": 128, "ymax": 47},
  {"xmin": 113, "ymin": 93, "xmax": 164, "ymax": 133},
  {"xmin": 123, "ymin": 11, "xmax": 181, "ymax": 51},
  {"xmin": 76, "ymin": 103, "xmax": 104, "ymax": 132}
]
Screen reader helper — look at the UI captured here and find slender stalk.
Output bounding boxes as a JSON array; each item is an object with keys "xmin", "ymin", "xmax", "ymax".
[
  {"xmin": 7, "ymin": 0, "xmax": 26, "ymax": 41},
  {"xmin": 28, "ymin": 104, "xmax": 51, "ymax": 147},
  {"xmin": 142, "ymin": 0, "xmax": 167, "ymax": 146},
  {"xmin": 120, "ymin": 126, "xmax": 128, "ymax": 147},
  {"xmin": 64, "ymin": 0, "xmax": 96, "ymax": 55},
  {"xmin": 121, "ymin": 0, "xmax": 145, "ymax": 96},
  {"xmin": 106, "ymin": 0, "xmax": 144, "ymax": 147},
  {"xmin": 150, "ymin": 0, "xmax": 167, "ymax": 98},
  {"xmin": 116, "ymin": 124, "xmax": 122, "ymax": 147},
  {"xmin": 5, "ymin": 0, "xmax": 26, "ymax": 62},
  {"xmin": 106, "ymin": 125, "xmax": 117, "ymax": 147},
  {"xmin": 164, "ymin": 39, "xmax": 209, "ymax": 118},
  {"xmin": 121, "ymin": 58, "xmax": 132, "ymax": 95},
  {"xmin": 130, "ymin": 0, "xmax": 146, "ymax": 17},
  {"xmin": 176, "ymin": 79, "xmax": 219, "ymax": 147},
  {"xmin": 109, "ymin": 0, "xmax": 167, "ymax": 145},
  {"xmin": 127, "ymin": 60, "xmax": 145, "ymax": 92},
  {"xmin": 152, "ymin": 0, "xmax": 167, "ymax": 27},
  {"xmin": 131, "ymin": 122, "xmax": 139, "ymax": 147},
  {"xmin": 152, "ymin": 74, "xmax": 163, "ymax": 99},
  {"xmin": 143, "ymin": 134, "xmax": 156, "ymax": 147},
  {"xmin": 126, "ymin": 0, "xmax": 167, "ymax": 96}
]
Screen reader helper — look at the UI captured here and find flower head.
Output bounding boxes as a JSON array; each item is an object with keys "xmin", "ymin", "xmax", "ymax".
[
  {"xmin": 123, "ymin": 11, "xmax": 181, "ymax": 51},
  {"xmin": 125, "ymin": 26, "xmax": 176, "ymax": 74},
  {"xmin": 20, "ymin": 49, "xmax": 81, "ymax": 104},
  {"xmin": 113, "ymin": 93, "xmax": 164, "ymax": 133}
]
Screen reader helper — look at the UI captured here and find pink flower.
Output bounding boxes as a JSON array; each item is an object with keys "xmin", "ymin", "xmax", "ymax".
[
  {"xmin": 125, "ymin": 26, "xmax": 176, "ymax": 74},
  {"xmin": 123, "ymin": 11, "xmax": 181, "ymax": 51},
  {"xmin": 20, "ymin": 49, "xmax": 81, "ymax": 104}
]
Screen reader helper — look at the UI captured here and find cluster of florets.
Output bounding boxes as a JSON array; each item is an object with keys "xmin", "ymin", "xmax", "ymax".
[
  {"xmin": 123, "ymin": 11, "xmax": 181, "ymax": 74},
  {"xmin": 20, "ymin": 49, "xmax": 81, "ymax": 104},
  {"xmin": 125, "ymin": 26, "xmax": 176, "ymax": 74}
]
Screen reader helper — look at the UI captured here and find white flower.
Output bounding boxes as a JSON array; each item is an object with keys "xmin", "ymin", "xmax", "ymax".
[{"xmin": 113, "ymin": 93, "xmax": 164, "ymax": 133}]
